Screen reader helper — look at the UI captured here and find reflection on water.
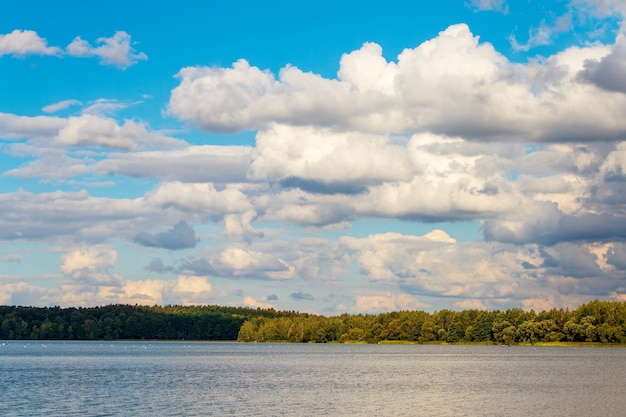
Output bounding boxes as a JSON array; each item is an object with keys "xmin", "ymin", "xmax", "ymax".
[{"xmin": 1, "ymin": 342, "xmax": 625, "ymax": 417}]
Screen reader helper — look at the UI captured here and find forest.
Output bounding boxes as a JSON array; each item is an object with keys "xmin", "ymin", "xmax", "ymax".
[
  {"xmin": 1, "ymin": 300, "xmax": 626, "ymax": 344},
  {"xmin": 0, "ymin": 304, "xmax": 283, "ymax": 341}
]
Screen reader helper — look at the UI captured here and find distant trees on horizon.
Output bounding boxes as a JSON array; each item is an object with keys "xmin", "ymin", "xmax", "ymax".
[
  {"xmin": 237, "ymin": 300, "xmax": 626, "ymax": 344},
  {"xmin": 1, "ymin": 300, "xmax": 626, "ymax": 345}
]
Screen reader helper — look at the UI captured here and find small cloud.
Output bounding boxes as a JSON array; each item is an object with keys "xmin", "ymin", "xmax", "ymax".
[
  {"xmin": 468, "ymin": 0, "xmax": 508, "ymax": 13},
  {"xmin": 509, "ymin": 13, "xmax": 572, "ymax": 52},
  {"xmin": 1, "ymin": 254, "xmax": 22, "ymax": 263},
  {"xmin": 0, "ymin": 29, "xmax": 61, "ymax": 57},
  {"xmin": 66, "ymin": 31, "xmax": 147, "ymax": 69},
  {"xmin": 60, "ymin": 245, "xmax": 121, "ymax": 285},
  {"xmin": 146, "ymin": 257, "xmax": 175, "ymax": 273},
  {"xmin": 454, "ymin": 299, "xmax": 489, "ymax": 310},
  {"xmin": 134, "ymin": 221, "xmax": 198, "ymax": 250},
  {"xmin": 279, "ymin": 176, "xmax": 368, "ymax": 195},
  {"xmin": 266, "ymin": 294, "xmax": 279, "ymax": 301},
  {"xmin": 81, "ymin": 98, "xmax": 132, "ymax": 116},
  {"xmin": 290, "ymin": 291, "xmax": 315, "ymax": 301},
  {"xmin": 242, "ymin": 295, "xmax": 275, "ymax": 309},
  {"xmin": 42, "ymin": 99, "xmax": 82, "ymax": 114}
]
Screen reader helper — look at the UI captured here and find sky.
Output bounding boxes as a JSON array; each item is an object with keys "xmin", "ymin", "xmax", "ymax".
[{"xmin": 1, "ymin": 0, "xmax": 626, "ymax": 314}]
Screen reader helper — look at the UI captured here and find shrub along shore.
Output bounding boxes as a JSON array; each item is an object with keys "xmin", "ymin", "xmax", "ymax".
[{"xmin": 1, "ymin": 300, "xmax": 625, "ymax": 345}]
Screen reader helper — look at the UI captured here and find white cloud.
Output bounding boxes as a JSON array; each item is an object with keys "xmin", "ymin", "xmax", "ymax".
[
  {"xmin": 0, "ymin": 29, "xmax": 61, "ymax": 57},
  {"xmin": 510, "ymin": 13, "xmax": 573, "ymax": 52},
  {"xmin": 0, "ymin": 30, "xmax": 146, "ymax": 69},
  {"xmin": 0, "ymin": 189, "xmax": 148, "ymax": 243},
  {"xmin": 0, "ymin": 254, "xmax": 22, "ymax": 263},
  {"xmin": 168, "ymin": 24, "xmax": 626, "ymax": 143},
  {"xmin": 249, "ymin": 124, "xmax": 415, "ymax": 186},
  {"xmin": 0, "ymin": 282, "xmax": 51, "ymax": 306},
  {"xmin": 215, "ymin": 246, "xmax": 292, "ymax": 278},
  {"xmin": 0, "ymin": 274, "xmax": 214, "ymax": 307},
  {"xmin": 254, "ymin": 130, "xmax": 521, "ymax": 226},
  {"xmin": 3, "ymin": 148, "xmax": 92, "ymax": 179},
  {"xmin": 67, "ymin": 31, "xmax": 147, "ymax": 69},
  {"xmin": 242, "ymin": 295, "xmax": 275, "ymax": 309},
  {"xmin": 468, "ymin": 0, "xmax": 508, "ymax": 13},
  {"xmin": 223, "ymin": 210, "xmax": 263, "ymax": 242},
  {"xmin": 54, "ymin": 114, "xmax": 180, "ymax": 150},
  {"xmin": 1, "ymin": 111, "xmax": 183, "ymax": 151},
  {"xmin": 81, "ymin": 98, "xmax": 134, "ymax": 116},
  {"xmin": 60, "ymin": 245, "xmax": 120, "ymax": 285},
  {"xmin": 144, "ymin": 182, "xmax": 254, "ymax": 215},
  {"xmin": 171, "ymin": 275, "xmax": 213, "ymax": 305},
  {"xmin": 579, "ymin": 33, "xmax": 626, "ymax": 93},
  {"xmin": 95, "ymin": 145, "xmax": 252, "ymax": 183},
  {"xmin": 42, "ymin": 100, "xmax": 83, "ymax": 114},
  {"xmin": 454, "ymin": 299, "xmax": 490, "ymax": 310},
  {"xmin": 571, "ymin": 0, "xmax": 626, "ymax": 18},
  {"xmin": 0, "ymin": 112, "xmax": 65, "ymax": 141},
  {"xmin": 353, "ymin": 293, "xmax": 422, "ymax": 313}
]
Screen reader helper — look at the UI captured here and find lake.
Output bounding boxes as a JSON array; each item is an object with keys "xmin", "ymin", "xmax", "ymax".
[{"xmin": 1, "ymin": 341, "xmax": 625, "ymax": 416}]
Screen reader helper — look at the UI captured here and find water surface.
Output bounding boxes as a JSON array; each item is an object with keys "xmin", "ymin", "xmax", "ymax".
[{"xmin": 1, "ymin": 341, "xmax": 624, "ymax": 416}]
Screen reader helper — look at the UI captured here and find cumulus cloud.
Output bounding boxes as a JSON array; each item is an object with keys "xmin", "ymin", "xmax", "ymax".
[
  {"xmin": 55, "ymin": 275, "xmax": 213, "ymax": 306},
  {"xmin": 249, "ymin": 124, "xmax": 416, "ymax": 186},
  {"xmin": 0, "ymin": 282, "xmax": 51, "ymax": 306},
  {"xmin": 0, "ymin": 30, "xmax": 146, "ymax": 69},
  {"xmin": 251, "ymin": 129, "xmax": 522, "ymax": 226},
  {"xmin": 95, "ymin": 145, "xmax": 251, "ymax": 183},
  {"xmin": 579, "ymin": 33, "xmax": 626, "ymax": 93},
  {"xmin": 181, "ymin": 245, "xmax": 294, "ymax": 280},
  {"xmin": 5, "ymin": 17, "xmax": 626, "ymax": 313},
  {"xmin": 606, "ymin": 243, "xmax": 626, "ymax": 269},
  {"xmin": 0, "ymin": 112, "xmax": 65, "ymax": 141},
  {"xmin": 484, "ymin": 209, "xmax": 626, "ymax": 245},
  {"xmin": 338, "ymin": 229, "xmax": 626, "ymax": 310},
  {"xmin": 223, "ymin": 210, "xmax": 264, "ymax": 243},
  {"xmin": 0, "ymin": 189, "xmax": 154, "ymax": 243},
  {"xmin": 0, "ymin": 29, "xmax": 61, "ymax": 57},
  {"xmin": 168, "ymin": 24, "xmax": 626, "ymax": 143},
  {"xmin": 66, "ymin": 31, "xmax": 147, "ymax": 69},
  {"xmin": 54, "ymin": 114, "xmax": 181, "ymax": 150},
  {"xmin": 242, "ymin": 295, "xmax": 275, "ymax": 309},
  {"xmin": 144, "ymin": 182, "xmax": 254, "ymax": 216},
  {"xmin": 134, "ymin": 220, "xmax": 198, "ymax": 250},
  {"xmin": 60, "ymin": 245, "xmax": 121, "ymax": 285},
  {"xmin": 3, "ymin": 149, "xmax": 92, "ymax": 179},
  {"xmin": 1, "ymin": 111, "xmax": 183, "ymax": 151},
  {"xmin": 171, "ymin": 275, "xmax": 213, "ymax": 304}
]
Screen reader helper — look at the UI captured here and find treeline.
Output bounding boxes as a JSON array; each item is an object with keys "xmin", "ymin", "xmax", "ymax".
[
  {"xmin": 237, "ymin": 300, "xmax": 626, "ymax": 344},
  {"xmin": 3, "ymin": 300, "xmax": 626, "ymax": 344},
  {"xmin": 0, "ymin": 304, "xmax": 285, "ymax": 341}
]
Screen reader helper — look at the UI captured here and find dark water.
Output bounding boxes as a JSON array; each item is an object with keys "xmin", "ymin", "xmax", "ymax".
[{"xmin": 1, "ymin": 341, "xmax": 625, "ymax": 417}]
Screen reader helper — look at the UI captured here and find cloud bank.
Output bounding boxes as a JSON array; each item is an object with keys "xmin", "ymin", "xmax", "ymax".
[{"xmin": 3, "ymin": 14, "xmax": 626, "ymax": 313}]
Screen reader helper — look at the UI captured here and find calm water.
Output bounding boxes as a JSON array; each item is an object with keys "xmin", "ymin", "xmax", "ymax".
[{"xmin": 1, "ymin": 341, "xmax": 625, "ymax": 417}]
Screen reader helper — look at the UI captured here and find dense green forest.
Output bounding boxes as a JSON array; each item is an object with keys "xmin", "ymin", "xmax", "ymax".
[
  {"xmin": 0, "ymin": 304, "xmax": 284, "ymax": 341},
  {"xmin": 236, "ymin": 300, "xmax": 626, "ymax": 345},
  {"xmin": 2, "ymin": 300, "xmax": 626, "ymax": 344}
]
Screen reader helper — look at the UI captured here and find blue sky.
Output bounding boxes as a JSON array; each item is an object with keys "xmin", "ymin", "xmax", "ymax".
[{"xmin": 2, "ymin": 0, "xmax": 626, "ymax": 313}]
